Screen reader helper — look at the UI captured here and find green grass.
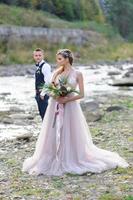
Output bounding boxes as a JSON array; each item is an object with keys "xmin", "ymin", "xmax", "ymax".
[
  {"xmin": 119, "ymin": 99, "xmax": 133, "ymax": 109},
  {"xmin": 99, "ymin": 194, "xmax": 133, "ymax": 200},
  {"xmin": 0, "ymin": 4, "xmax": 106, "ymax": 29},
  {"xmin": 0, "ymin": 3, "xmax": 54, "ymax": 27},
  {"xmin": 101, "ymin": 111, "xmax": 120, "ymax": 123},
  {"xmin": 0, "ymin": 37, "xmax": 133, "ymax": 65},
  {"xmin": 99, "ymin": 193, "xmax": 123, "ymax": 200},
  {"xmin": 124, "ymin": 196, "xmax": 133, "ymax": 200},
  {"xmin": 113, "ymin": 167, "xmax": 133, "ymax": 175},
  {"xmin": 111, "ymin": 98, "xmax": 133, "ymax": 109},
  {"xmin": 0, "ymin": 3, "xmax": 133, "ymax": 64}
]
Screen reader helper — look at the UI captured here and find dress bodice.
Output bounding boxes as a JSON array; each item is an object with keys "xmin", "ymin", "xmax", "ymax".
[{"xmin": 55, "ymin": 68, "xmax": 78, "ymax": 89}]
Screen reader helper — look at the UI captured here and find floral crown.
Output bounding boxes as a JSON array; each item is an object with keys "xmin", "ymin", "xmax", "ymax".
[{"xmin": 57, "ymin": 49, "xmax": 72, "ymax": 58}]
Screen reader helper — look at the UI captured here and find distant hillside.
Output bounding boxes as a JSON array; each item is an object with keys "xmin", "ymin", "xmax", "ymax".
[
  {"xmin": 0, "ymin": 4, "xmax": 133, "ymax": 65},
  {"xmin": 0, "ymin": 0, "xmax": 104, "ymax": 22},
  {"xmin": 0, "ymin": 4, "xmax": 66, "ymax": 28},
  {"xmin": 0, "ymin": 4, "xmax": 117, "ymax": 37}
]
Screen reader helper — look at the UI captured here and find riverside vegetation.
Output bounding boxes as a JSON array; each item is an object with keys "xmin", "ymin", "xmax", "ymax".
[{"xmin": 0, "ymin": 4, "xmax": 133, "ymax": 65}]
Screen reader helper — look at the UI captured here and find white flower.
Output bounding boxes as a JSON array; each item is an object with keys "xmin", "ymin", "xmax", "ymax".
[
  {"xmin": 49, "ymin": 91, "xmax": 55, "ymax": 96},
  {"xmin": 67, "ymin": 87, "xmax": 71, "ymax": 91}
]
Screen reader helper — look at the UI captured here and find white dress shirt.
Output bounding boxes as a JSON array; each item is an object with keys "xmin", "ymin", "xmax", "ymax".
[{"xmin": 37, "ymin": 60, "xmax": 52, "ymax": 96}]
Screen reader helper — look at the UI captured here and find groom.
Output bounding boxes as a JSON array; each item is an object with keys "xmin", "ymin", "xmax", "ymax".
[{"xmin": 33, "ymin": 48, "xmax": 52, "ymax": 120}]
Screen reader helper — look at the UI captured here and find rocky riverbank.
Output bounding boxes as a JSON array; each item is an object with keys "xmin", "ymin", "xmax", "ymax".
[
  {"xmin": 0, "ymin": 63, "xmax": 133, "ymax": 199},
  {"xmin": 0, "ymin": 94, "xmax": 133, "ymax": 200}
]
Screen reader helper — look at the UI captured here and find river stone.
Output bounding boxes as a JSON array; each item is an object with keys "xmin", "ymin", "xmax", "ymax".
[
  {"xmin": 13, "ymin": 120, "xmax": 29, "ymax": 126},
  {"xmin": 0, "ymin": 111, "xmax": 10, "ymax": 117},
  {"xmin": 0, "ymin": 92, "xmax": 11, "ymax": 96},
  {"xmin": 9, "ymin": 106, "xmax": 24, "ymax": 112},
  {"xmin": 109, "ymin": 78, "xmax": 133, "ymax": 86},
  {"xmin": 123, "ymin": 71, "xmax": 133, "ymax": 78},
  {"xmin": 107, "ymin": 70, "xmax": 121, "ymax": 76},
  {"xmin": 106, "ymin": 106, "xmax": 124, "ymax": 112},
  {"xmin": 1, "ymin": 117, "xmax": 14, "ymax": 124},
  {"xmin": 84, "ymin": 111, "xmax": 102, "ymax": 122},
  {"xmin": 10, "ymin": 113, "xmax": 33, "ymax": 120},
  {"xmin": 81, "ymin": 101, "xmax": 102, "ymax": 122},
  {"xmin": 81, "ymin": 101, "xmax": 99, "ymax": 112},
  {"xmin": 16, "ymin": 133, "xmax": 32, "ymax": 140}
]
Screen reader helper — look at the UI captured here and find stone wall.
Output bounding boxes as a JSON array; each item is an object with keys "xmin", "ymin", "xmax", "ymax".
[{"xmin": 0, "ymin": 25, "xmax": 103, "ymax": 45}]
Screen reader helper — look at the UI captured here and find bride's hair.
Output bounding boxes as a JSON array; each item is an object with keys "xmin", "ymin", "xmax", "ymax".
[
  {"xmin": 52, "ymin": 49, "xmax": 73, "ymax": 83},
  {"xmin": 56, "ymin": 49, "xmax": 73, "ymax": 65}
]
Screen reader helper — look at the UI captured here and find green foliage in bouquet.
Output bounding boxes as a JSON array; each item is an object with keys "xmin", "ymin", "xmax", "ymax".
[{"xmin": 41, "ymin": 76, "xmax": 79, "ymax": 98}]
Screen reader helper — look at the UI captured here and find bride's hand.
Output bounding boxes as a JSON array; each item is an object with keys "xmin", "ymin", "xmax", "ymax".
[{"xmin": 57, "ymin": 96, "xmax": 69, "ymax": 104}]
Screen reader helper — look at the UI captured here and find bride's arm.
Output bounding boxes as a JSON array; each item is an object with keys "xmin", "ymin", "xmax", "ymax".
[{"xmin": 57, "ymin": 72, "xmax": 84, "ymax": 104}]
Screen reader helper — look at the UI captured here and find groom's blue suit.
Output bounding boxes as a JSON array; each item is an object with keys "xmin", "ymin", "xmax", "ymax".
[{"xmin": 35, "ymin": 60, "xmax": 51, "ymax": 120}]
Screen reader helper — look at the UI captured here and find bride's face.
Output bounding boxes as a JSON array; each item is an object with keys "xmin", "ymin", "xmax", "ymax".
[{"xmin": 56, "ymin": 54, "xmax": 69, "ymax": 66}]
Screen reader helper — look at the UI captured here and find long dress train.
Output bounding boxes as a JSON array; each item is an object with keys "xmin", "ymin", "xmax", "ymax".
[{"xmin": 22, "ymin": 68, "xmax": 129, "ymax": 176}]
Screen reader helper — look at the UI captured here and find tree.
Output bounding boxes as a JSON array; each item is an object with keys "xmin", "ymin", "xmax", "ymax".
[
  {"xmin": 105, "ymin": 0, "xmax": 133, "ymax": 40},
  {"xmin": 0, "ymin": 0, "xmax": 103, "ymax": 22}
]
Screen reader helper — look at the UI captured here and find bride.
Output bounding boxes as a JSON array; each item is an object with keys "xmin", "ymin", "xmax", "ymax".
[{"xmin": 22, "ymin": 49, "xmax": 129, "ymax": 176}]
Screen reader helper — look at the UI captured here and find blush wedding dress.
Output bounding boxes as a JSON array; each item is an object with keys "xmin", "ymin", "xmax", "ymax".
[{"xmin": 22, "ymin": 68, "xmax": 129, "ymax": 176}]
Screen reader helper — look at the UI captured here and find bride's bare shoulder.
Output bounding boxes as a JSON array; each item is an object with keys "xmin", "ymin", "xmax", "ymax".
[{"xmin": 74, "ymin": 69, "xmax": 83, "ymax": 77}]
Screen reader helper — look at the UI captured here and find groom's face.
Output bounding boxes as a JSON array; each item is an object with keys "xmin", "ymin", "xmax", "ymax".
[{"xmin": 33, "ymin": 51, "xmax": 44, "ymax": 64}]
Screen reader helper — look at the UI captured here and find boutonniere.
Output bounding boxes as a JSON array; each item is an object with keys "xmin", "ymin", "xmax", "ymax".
[{"xmin": 36, "ymin": 69, "xmax": 40, "ymax": 74}]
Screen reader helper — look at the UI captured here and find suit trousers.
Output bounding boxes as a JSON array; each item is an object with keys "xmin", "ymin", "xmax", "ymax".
[{"xmin": 35, "ymin": 93, "xmax": 49, "ymax": 120}]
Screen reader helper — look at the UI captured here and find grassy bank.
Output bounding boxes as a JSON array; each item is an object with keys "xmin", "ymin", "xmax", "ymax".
[
  {"xmin": 0, "ymin": 4, "xmax": 133, "ymax": 64},
  {"xmin": 0, "ymin": 38, "xmax": 133, "ymax": 65},
  {"xmin": 0, "ymin": 4, "xmax": 104, "ymax": 29}
]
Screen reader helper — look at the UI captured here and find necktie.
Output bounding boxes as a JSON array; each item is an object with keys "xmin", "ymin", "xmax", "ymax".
[{"xmin": 36, "ymin": 63, "xmax": 39, "ymax": 67}]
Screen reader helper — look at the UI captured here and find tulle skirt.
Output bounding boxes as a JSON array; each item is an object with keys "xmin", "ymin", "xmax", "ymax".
[{"xmin": 22, "ymin": 98, "xmax": 129, "ymax": 176}]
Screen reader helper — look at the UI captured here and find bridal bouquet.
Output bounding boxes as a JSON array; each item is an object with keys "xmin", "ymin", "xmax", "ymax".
[{"xmin": 41, "ymin": 76, "xmax": 79, "ymax": 98}]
